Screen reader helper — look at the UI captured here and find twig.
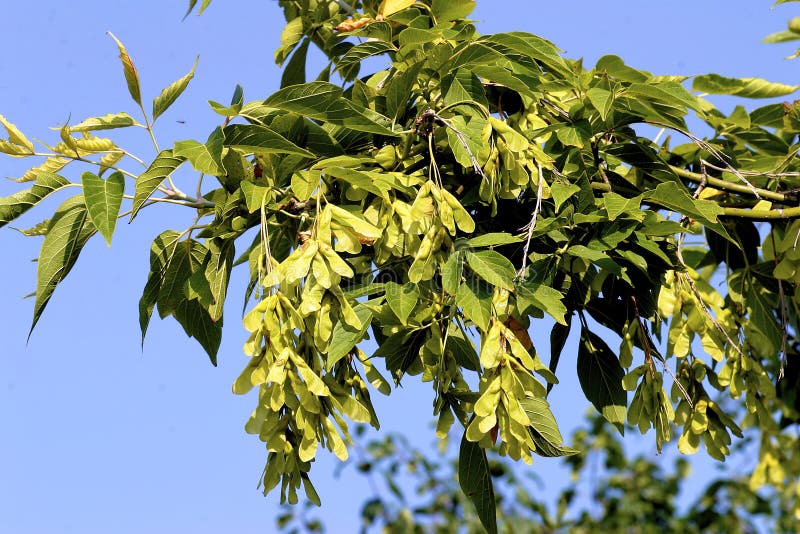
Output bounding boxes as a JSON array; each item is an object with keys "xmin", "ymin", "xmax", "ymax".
[
  {"xmin": 670, "ymin": 166, "xmax": 787, "ymax": 203},
  {"xmin": 770, "ymin": 232, "xmax": 789, "ymax": 379},
  {"xmin": 517, "ymin": 162, "xmax": 543, "ymax": 279}
]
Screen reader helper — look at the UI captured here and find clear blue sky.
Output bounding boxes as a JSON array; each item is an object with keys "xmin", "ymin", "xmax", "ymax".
[{"xmin": 0, "ymin": 1, "xmax": 797, "ymax": 532}]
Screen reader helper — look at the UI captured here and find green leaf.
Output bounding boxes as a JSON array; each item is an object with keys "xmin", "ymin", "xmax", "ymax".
[
  {"xmin": 0, "ymin": 172, "xmax": 71, "ymax": 228},
  {"xmin": 156, "ymin": 239, "xmax": 208, "ymax": 319},
  {"xmin": 550, "ymin": 181, "xmax": 581, "ymax": 211},
  {"xmin": 626, "ymin": 82, "xmax": 701, "ymax": 112},
  {"xmin": 174, "ymin": 298, "xmax": 221, "ymax": 365},
  {"xmin": 458, "ymin": 432, "xmax": 497, "ymax": 534},
  {"xmin": 274, "ymin": 16, "xmax": 303, "ymax": 65},
  {"xmin": 384, "ymin": 63, "xmax": 423, "ymax": 121},
  {"xmin": 336, "ymin": 41, "xmax": 397, "ymax": 77},
  {"xmin": 107, "ymin": 32, "xmax": 142, "ymax": 107},
  {"xmin": 466, "ymin": 233, "xmax": 523, "ymax": 248},
  {"xmin": 603, "ymin": 192, "xmax": 642, "ymax": 221},
  {"xmin": 174, "ymin": 127, "xmax": 224, "ymax": 176},
  {"xmin": 520, "ymin": 397, "xmax": 579, "ymax": 457},
  {"xmin": 262, "ymin": 82, "xmax": 396, "ymax": 136},
  {"xmin": 465, "ymin": 250, "xmax": 516, "ymax": 290},
  {"xmin": 205, "ymin": 238, "xmax": 234, "ymax": 322},
  {"xmin": 441, "ymin": 252, "xmax": 462, "ymax": 295},
  {"xmin": 577, "ymin": 327, "xmax": 627, "ymax": 433},
  {"xmin": 596, "ymin": 55, "xmax": 649, "ymax": 82},
  {"xmin": 432, "ymin": 0, "xmax": 476, "ymax": 20},
  {"xmin": 209, "ymin": 84, "xmax": 244, "ymax": 116},
  {"xmin": 586, "ymin": 87, "xmax": 614, "ymax": 121},
  {"xmin": 131, "ymin": 149, "xmax": 186, "ymax": 220},
  {"xmin": 326, "ymin": 304, "xmax": 374, "ymax": 370},
  {"xmin": 555, "ymin": 122, "xmax": 590, "ymax": 148},
  {"xmin": 516, "ymin": 282, "xmax": 567, "ymax": 325},
  {"xmin": 32, "ymin": 195, "xmax": 95, "ymax": 334},
  {"xmin": 456, "ymin": 282, "xmax": 492, "ymax": 331},
  {"xmin": 446, "ymin": 325, "xmax": 480, "ymax": 371},
  {"xmin": 241, "ymin": 181, "xmax": 272, "ymax": 212},
  {"xmin": 446, "ymin": 114, "xmax": 487, "ymax": 170},
  {"xmin": 385, "ymin": 282, "xmax": 419, "ymax": 325},
  {"xmin": 281, "ymin": 38, "xmax": 310, "ymax": 88},
  {"xmin": 222, "ymin": 124, "xmax": 315, "ymax": 158},
  {"xmin": 693, "ymin": 73, "xmax": 799, "ymax": 98},
  {"xmin": 153, "ymin": 56, "xmax": 199, "ymax": 122},
  {"xmin": 548, "ymin": 316, "xmax": 572, "ymax": 394},
  {"xmin": 68, "ymin": 112, "xmax": 137, "ymax": 132},
  {"xmin": 644, "ymin": 182, "xmax": 732, "ymax": 243},
  {"xmin": 139, "ymin": 230, "xmax": 182, "ymax": 344},
  {"xmin": 81, "ymin": 171, "xmax": 124, "ymax": 246}
]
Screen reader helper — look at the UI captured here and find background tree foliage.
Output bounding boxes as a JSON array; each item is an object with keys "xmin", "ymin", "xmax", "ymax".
[{"xmin": 2, "ymin": 0, "xmax": 800, "ymax": 530}]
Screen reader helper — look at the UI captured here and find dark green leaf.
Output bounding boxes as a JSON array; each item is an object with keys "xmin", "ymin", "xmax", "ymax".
[
  {"xmin": 139, "ymin": 230, "xmax": 182, "ymax": 344},
  {"xmin": 446, "ymin": 325, "xmax": 480, "ymax": 372},
  {"xmin": 458, "ymin": 432, "xmax": 497, "ymax": 534},
  {"xmin": 174, "ymin": 298, "xmax": 221, "ymax": 365},
  {"xmin": 548, "ymin": 316, "xmax": 572, "ymax": 394},
  {"xmin": 577, "ymin": 327, "xmax": 627, "ymax": 433}
]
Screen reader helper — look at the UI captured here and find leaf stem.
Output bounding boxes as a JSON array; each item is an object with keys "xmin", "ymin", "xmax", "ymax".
[{"xmin": 670, "ymin": 166, "xmax": 787, "ymax": 203}]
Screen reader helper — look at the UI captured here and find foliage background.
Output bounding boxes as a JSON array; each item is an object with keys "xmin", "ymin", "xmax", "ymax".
[{"xmin": 0, "ymin": 1, "xmax": 796, "ymax": 532}]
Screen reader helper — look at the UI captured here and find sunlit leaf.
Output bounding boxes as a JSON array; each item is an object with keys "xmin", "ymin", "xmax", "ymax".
[
  {"xmin": 81, "ymin": 171, "xmax": 124, "ymax": 246},
  {"xmin": 693, "ymin": 73, "xmax": 799, "ymax": 98},
  {"xmin": 153, "ymin": 56, "xmax": 199, "ymax": 122},
  {"xmin": 107, "ymin": 32, "xmax": 142, "ymax": 106},
  {"xmin": 0, "ymin": 172, "xmax": 71, "ymax": 228},
  {"xmin": 32, "ymin": 195, "xmax": 95, "ymax": 334},
  {"xmin": 174, "ymin": 127, "xmax": 224, "ymax": 176},
  {"xmin": 465, "ymin": 250, "xmax": 516, "ymax": 290},
  {"xmin": 69, "ymin": 112, "xmax": 137, "ymax": 132},
  {"xmin": 131, "ymin": 149, "xmax": 186, "ymax": 220}
]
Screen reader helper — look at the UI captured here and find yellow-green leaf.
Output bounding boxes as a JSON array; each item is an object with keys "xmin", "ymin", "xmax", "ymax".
[
  {"xmin": 153, "ymin": 56, "xmax": 199, "ymax": 122},
  {"xmin": 69, "ymin": 112, "xmax": 137, "ymax": 132},
  {"xmin": 377, "ymin": 0, "xmax": 416, "ymax": 18},
  {"xmin": 0, "ymin": 113, "xmax": 34, "ymax": 152},
  {"xmin": 107, "ymin": 32, "xmax": 142, "ymax": 106}
]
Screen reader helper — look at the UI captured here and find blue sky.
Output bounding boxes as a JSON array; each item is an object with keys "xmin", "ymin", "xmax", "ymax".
[{"xmin": 0, "ymin": 1, "xmax": 798, "ymax": 532}]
